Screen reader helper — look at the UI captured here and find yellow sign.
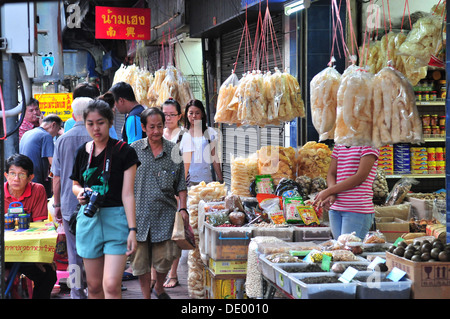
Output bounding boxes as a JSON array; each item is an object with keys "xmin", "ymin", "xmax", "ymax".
[
  {"xmin": 34, "ymin": 93, "xmax": 73, "ymax": 121},
  {"xmin": 5, "ymin": 222, "xmax": 58, "ymax": 263}
]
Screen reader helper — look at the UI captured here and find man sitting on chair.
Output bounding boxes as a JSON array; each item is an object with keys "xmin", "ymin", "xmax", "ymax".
[{"xmin": 4, "ymin": 154, "xmax": 57, "ymax": 299}]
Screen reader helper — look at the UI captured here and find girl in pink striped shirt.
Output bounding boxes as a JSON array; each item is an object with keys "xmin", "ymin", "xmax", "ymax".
[{"xmin": 314, "ymin": 144, "xmax": 379, "ymax": 240}]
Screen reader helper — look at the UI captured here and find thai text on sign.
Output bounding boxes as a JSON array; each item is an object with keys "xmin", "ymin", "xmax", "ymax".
[
  {"xmin": 95, "ymin": 6, "xmax": 151, "ymax": 40},
  {"xmin": 34, "ymin": 93, "xmax": 73, "ymax": 121}
]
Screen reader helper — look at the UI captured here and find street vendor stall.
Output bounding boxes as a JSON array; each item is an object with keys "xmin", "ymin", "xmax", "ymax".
[{"xmin": 5, "ymin": 221, "xmax": 58, "ymax": 264}]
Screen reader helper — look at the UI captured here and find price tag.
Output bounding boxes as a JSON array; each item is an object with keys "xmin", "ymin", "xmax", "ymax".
[
  {"xmin": 321, "ymin": 254, "xmax": 332, "ymax": 271},
  {"xmin": 367, "ymin": 256, "xmax": 386, "ymax": 270},
  {"xmin": 386, "ymin": 267, "xmax": 406, "ymax": 282},
  {"xmin": 338, "ymin": 266, "xmax": 358, "ymax": 283},
  {"xmin": 303, "ymin": 251, "xmax": 313, "ymax": 263}
]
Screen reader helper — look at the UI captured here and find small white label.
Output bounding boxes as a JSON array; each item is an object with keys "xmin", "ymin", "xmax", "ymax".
[{"xmin": 338, "ymin": 266, "xmax": 358, "ymax": 283}]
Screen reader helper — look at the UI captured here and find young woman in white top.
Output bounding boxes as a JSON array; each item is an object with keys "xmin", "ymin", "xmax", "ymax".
[
  {"xmin": 162, "ymin": 98, "xmax": 184, "ymax": 144},
  {"xmin": 179, "ymin": 99, "xmax": 223, "ymax": 185}
]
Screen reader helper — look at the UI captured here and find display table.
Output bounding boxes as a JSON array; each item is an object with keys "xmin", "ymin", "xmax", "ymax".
[{"xmin": 4, "ymin": 221, "xmax": 58, "ymax": 264}]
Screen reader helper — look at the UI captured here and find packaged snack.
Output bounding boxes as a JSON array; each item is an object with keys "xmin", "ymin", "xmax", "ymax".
[
  {"xmin": 257, "ymin": 194, "xmax": 285, "ymax": 224},
  {"xmin": 385, "ymin": 177, "xmax": 419, "ymax": 206},
  {"xmin": 284, "ymin": 197, "xmax": 304, "ymax": 224},
  {"xmin": 363, "ymin": 230, "xmax": 386, "ymax": 244},
  {"xmin": 275, "ymin": 178, "xmax": 304, "ymax": 199},
  {"xmin": 206, "ymin": 210, "xmax": 230, "ymax": 226},
  {"xmin": 337, "ymin": 232, "xmax": 362, "ymax": 245},
  {"xmin": 268, "ymin": 210, "xmax": 286, "ymax": 225},
  {"xmin": 255, "ymin": 174, "xmax": 274, "ymax": 194},
  {"xmin": 296, "ymin": 205, "xmax": 320, "ymax": 226}
]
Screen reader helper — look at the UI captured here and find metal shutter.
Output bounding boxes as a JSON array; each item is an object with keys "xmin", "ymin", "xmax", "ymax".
[{"xmin": 219, "ymin": 13, "xmax": 285, "ymax": 185}]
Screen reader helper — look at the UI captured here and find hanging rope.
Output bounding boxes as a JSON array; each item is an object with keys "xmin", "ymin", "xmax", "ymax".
[
  {"xmin": 331, "ymin": 0, "xmax": 350, "ymax": 63},
  {"xmin": 233, "ymin": 5, "xmax": 253, "ymax": 74}
]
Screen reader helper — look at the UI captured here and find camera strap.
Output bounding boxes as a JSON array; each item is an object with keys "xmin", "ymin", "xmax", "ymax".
[{"xmin": 84, "ymin": 139, "xmax": 124, "ymax": 190}]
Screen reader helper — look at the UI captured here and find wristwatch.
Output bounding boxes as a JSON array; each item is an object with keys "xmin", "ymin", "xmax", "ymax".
[
  {"xmin": 128, "ymin": 227, "xmax": 137, "ymax": 232},
  {"xmin": 178, "ymin": 208, "xmax": 189, "ymax": 215},
  {"xmin": 52, "ymin": 203, "xmax": 61, "ymax": 208}
]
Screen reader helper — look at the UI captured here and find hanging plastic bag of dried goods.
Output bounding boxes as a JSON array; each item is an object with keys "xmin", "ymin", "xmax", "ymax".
[
  {"xmin": 372, "ymin": 65, "xmax": 423, "ymax": 148},
  {"xmin": 398, "ymin": 15, "xmax": 444, "ymax": 67},
  {"xmin": 310, "ymin": 66, "xmax": 341, "ymax": 141},
  {"xmin": 157, "ymin": 65, "xmax": 177, "ymax": 106},
  {"xmin": 176, "ymin": 71, "xmax": 195, "ymax": 114},
  {"xmin": 237, "ymin": 70, "xmax": 267, "ymax": 126},
  {"xmin": 279, "ymin": 70, "xmax": 305, "ymax": 121},
  {"xmin": 335, "ymin": 66, "xmax": 374, "ymax": 146},
  {"xmin": 264, "ymin": 68, "xmax": 285, "ymax": 124},
  {"xmin": 134, "ymin": 68, "xmax": 153, "ymax": 107},
  {"xmin": 147, "ymin": 67, "xmax": 166, "ymax": 107},
  {"xmin": 214, "ymin": 71, "xmax": 240, "ymax": 125}
]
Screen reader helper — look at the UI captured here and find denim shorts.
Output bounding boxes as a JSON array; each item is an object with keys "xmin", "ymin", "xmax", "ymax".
[
  {"xmin": 76, "ymin": 205, "xmax": 128, "ymax": 259},
  {"xmin": 328, "ymin": 209, "xmax": 374, "ymax": 240}
]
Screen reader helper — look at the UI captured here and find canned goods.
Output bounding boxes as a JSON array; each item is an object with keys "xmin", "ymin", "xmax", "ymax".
[
  {"xmin": 422, "ymin": 114, "xmax": 430, "ymax": 126},
  {"xmin": 427, "ymin": 147, "xmax": 436, "ymax": 161},
  {"xmin": 423, "ymin": 126, "xmax": 431, "ymax": 135},
  {"xmin": 437, "ymin": 161, "xmax": 445, "ymax": 171},
  {"xmin": 439, "ymin": 115, "xmax": 446, "ymax": 126},
  {"xmin": 436, "ymin": 147, "xmax": 444, "ymax": 160},
  {"xmin": 431, "ymin": 126, "xmax": 440, "ymax": 135},
  {"xmin": 431, "ymin": 114, "xmax": 439, "ymax": 126},
  {"xmin": 439, "ymin": 80, "xmax": 446, "ymax": 99},
  {"xmin": 431, "ymin": 91, "xmax": 437, "ymax": 100},
  {"xmin": 416, "ymin": 91, "xmax": 422, "ymax": 101},
  {"xmin": 440, "ymin": 126, "xmax": 445, "ymax": 135}
]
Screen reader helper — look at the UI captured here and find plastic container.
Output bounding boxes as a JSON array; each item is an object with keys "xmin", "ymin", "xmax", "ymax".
[
  {"xmin": 205, "ymin": 223, "xmax": 251, "ymax": 260},
  {"xmin": 18, "ymin": 214, "xmax": 30, "ymax": 230},
  {"xmin": 257, "ymin": 255, "xmax": 303, "ymax": 283},
  {"xmin": 5, "ymin": 214, "xmax": 15, "ymax": 230},
  {"xmin": 289, "ymin": 273, "xmax": 357, "ymax": 299},
  {"xmin": 293, "ymin": 226, "xmax": 332, "ymax": 242},
  {"xmin": 353, "ymin": 271, "xmax": 412, "ymax": 299},
  {"xmin": 252, "ymin": 226, "xmax": 294, "ymax": 241}
]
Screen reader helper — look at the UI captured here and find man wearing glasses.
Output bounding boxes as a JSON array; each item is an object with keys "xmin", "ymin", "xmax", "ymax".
[
  {"xmin": 4, "ymin": 154, "xmax": 56, "ymax": 299},
  {"xmin": 4, "ymin": 154, "xmax": 48, "ymax": 222}
]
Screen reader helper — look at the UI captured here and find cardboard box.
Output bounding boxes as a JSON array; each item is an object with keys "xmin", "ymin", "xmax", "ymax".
[
  {"xmin": 426, "ymin": 223, "xmax": 447, "ymax": 243},
  {"xmin": 374, "ymin": 203, "xmax": 411, "ymax": 220},
  {"xmin": 208, "ymin": 258, "xmax": 247, "ymax": 275},
  {"xmin": 376, "ymin": 217, "xmax": 410, "ymax": 242},
  {"xmin": 386, "ymin": 252, "xmax": 450, "ymax": 299},
  {"xmin": 204, "ymin": 267, "xmax": 246, "ymax": 299}
]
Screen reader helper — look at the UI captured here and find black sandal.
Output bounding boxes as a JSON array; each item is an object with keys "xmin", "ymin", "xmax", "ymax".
[{"xmin": 163, "ymin": 277, "xmax": 179, "ymax": 288}]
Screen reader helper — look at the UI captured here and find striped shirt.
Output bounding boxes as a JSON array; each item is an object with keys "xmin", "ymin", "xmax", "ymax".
[{"xmin": 330, "ymin": 145, "xmax": 379, "ymax": 214}]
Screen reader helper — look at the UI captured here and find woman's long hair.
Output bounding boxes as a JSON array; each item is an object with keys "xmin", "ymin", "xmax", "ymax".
[{"xmin": 184, "ymin": 99, "xmax": 209, "ymax": 138}]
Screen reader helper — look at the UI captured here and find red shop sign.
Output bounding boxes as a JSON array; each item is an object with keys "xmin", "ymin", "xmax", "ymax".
[{"xmin": 95, "ymin": 6, "xmax": 151, "ymax": 40}]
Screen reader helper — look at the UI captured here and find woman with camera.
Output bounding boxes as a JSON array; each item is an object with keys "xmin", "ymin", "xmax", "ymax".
[{"xmin": 70, "ymin": 99, "xmax": 140, "ymax": 299}]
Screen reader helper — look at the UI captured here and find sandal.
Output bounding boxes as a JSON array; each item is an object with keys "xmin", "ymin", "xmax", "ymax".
[
  {"xmin": 122, "ymin": 271, "xmax": 137, "ymax": 281},
  {"xmin": 150, "ymin": 280, "xmax": 156, "ymax": 291},
  {"xmin": 154, "ymin": 291, "xmax": 171, "ymax": 299},
  {"xmin": 163, "ymin": 277, "xmax": 179, "ymax": 288}
]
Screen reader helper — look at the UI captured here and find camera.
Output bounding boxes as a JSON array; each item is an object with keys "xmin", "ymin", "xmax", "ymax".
[{"xmin": 83, "ymin": 190, "xmax": 102, "ymax": 218}]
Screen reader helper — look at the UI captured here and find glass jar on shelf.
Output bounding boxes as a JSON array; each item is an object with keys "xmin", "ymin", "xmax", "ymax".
[{"xmin": 422, "ymin": 114, "xmax": 430, "ymax": 126}]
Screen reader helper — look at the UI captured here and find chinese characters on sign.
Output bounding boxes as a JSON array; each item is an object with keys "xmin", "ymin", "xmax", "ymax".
[
  {"xmin": 95, "ymin": 6, "xmax": 151, "ymax": 40},
  {"xmin": 34, "ymin": 93, "xmax": 73, "ymax": 121}
]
